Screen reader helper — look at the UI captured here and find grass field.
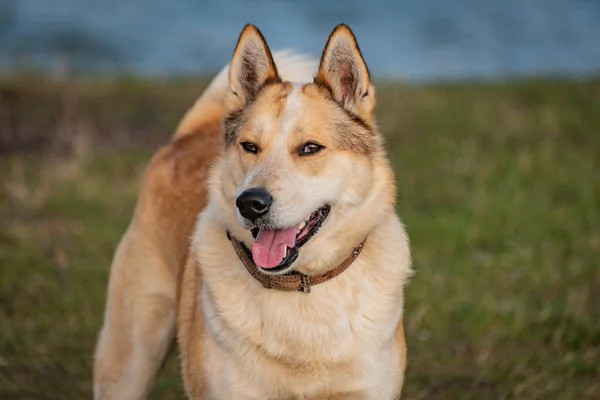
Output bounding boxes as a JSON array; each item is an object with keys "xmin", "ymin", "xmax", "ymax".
[{"xmin": 1, "ymin": 76, "xmax": 599, "ymax": 399}]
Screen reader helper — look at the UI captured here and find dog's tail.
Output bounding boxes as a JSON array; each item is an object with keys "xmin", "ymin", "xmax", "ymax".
[{"xmin": 173, "ymin": 50, "xmax": 318, "ymax": 139}]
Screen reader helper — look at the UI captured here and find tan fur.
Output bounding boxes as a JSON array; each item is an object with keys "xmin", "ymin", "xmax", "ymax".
[{"xmin": 94, "ymin": 24, "xmax": 411, "ymax": 400}]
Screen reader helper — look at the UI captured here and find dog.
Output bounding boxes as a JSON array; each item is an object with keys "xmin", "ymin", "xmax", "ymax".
[{"xmin": 93, "ymin": 23, "xmax": 412, "ymax": 399}]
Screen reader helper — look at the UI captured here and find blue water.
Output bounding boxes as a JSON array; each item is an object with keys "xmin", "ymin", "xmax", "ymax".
[{"xmin": 1, "ymin": 0, "xmax": 600, "ymax": 81}]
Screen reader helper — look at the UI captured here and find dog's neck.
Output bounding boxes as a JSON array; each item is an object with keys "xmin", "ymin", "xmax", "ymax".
[{"xmin": 226, "ymin": 230, "xmax": 366, "ymax": 294}]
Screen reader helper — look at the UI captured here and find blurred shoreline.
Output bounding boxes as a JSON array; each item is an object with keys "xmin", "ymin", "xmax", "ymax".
[{"xmin": 1, "ymin": 73, "xmax": 599, "ymax": 158}]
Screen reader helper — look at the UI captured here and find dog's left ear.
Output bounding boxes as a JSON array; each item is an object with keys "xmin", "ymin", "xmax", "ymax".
[
  {"xmin": 315, "ymin": 24, "xmax": 375, "ymax": 119},
  {"xmin": 228, "ymin": 24, "xmax": 280, "ymax": 109}
]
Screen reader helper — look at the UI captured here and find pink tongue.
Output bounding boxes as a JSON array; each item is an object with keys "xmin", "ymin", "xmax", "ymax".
[{"xmin": 252, "ymin": 226, "xmax": 298, "ymax": 269}]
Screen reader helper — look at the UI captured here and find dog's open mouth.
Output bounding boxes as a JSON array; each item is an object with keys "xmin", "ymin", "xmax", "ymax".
[{"xmin": 248, "ymin": 205, "xmax": 330, "ymax": 272}]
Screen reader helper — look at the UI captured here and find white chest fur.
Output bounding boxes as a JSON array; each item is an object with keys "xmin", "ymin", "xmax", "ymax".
[{"xmin": 193, "ymin": 212, "xmax": 411, "ymax": 399}]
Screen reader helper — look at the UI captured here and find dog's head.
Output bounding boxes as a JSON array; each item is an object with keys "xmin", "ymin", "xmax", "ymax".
[{"xmin": 209, "ymin": 24, "xmax": 396, "ymax": 275}]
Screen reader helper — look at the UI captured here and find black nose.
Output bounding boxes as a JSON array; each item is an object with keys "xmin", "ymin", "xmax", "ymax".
[{"xmin": 236, "ymin": 188, "xmax": 273, "ymax": 221}]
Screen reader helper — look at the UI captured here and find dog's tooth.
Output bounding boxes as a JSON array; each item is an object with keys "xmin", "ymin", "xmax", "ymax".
[{"xmin": 299, "ymin": 221, "xmax": 306, "ymax": 230}]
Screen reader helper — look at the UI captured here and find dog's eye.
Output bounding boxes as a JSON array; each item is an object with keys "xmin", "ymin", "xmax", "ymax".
[
  {"xmin": 299, "ymin": 142, "xmax": 324, "ymax": 156},
  {"xmin": 241, "ymin": 141, "xmax": 259, "ymax": 154}
]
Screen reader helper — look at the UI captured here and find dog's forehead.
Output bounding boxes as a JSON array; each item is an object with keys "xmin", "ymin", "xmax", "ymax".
[
  {"xmin": 253, "ymin": 83, "xmax": 301, "ymax": 117},
  {"xmin": 250, "ymin": 82, "xmax": 327, "ymax": 136}
]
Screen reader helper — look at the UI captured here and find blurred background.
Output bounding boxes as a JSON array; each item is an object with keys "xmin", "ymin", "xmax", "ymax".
[
  {"xmin": 1, "ymin": 1, "xmax": 599, "ymax": 399},
  {"xmin": 2, "ymin": 0, "xmax": 600, "ymax": 79}
]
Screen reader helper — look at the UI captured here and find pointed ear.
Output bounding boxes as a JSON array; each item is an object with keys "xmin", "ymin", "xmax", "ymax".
[
  {"xmin": 228, "ymin": 24, "xmax": 280, "ymax": 108},
  {"xmin": 315, "ymin": 24, "xmax": 375, "ymax": 119}
]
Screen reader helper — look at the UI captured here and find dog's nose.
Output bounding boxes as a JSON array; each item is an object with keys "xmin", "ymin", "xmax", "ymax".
[{"xmin": 236, "ymin": 188, "xmax": 273, "ymax": 221}]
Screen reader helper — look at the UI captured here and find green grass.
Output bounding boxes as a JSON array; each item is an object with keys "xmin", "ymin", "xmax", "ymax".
[{"xmin": 1, "ymin": 77, "xmax": 599, "ymax": 399}]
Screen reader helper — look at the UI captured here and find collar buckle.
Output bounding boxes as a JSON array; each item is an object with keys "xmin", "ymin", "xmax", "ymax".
[{"xmin": 298, "ymin": 274, "xmax": 311, "ymax": 294}]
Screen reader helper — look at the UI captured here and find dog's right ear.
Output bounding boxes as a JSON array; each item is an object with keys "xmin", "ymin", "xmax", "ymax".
[
  {"xmin": 228, "ymin": 24, "xmax": 280, "ymax": 109},
  {"xmin": 315, "ymin": 24, "xmax": 375, "ymax": 120}
]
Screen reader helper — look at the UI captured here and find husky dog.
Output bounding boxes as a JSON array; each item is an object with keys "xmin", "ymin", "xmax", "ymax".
[{"xmin": 94, "ymin": 24, "xmax": 412, "ymax": 400}]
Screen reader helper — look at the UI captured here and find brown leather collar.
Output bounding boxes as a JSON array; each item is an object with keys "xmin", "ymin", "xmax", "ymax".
[{"xmin": 227, "ymin": 231, "xmax": 366, "ymax": 294}]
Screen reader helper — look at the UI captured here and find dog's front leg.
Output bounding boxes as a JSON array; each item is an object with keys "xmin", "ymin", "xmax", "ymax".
[{"xmin": 93, "ymin": 229, "xmax": 177, "ymax": 399}]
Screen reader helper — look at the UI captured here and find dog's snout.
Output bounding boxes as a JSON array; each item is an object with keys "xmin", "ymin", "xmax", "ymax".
[{"xmin": 236, "ymin": 188, "xmax": 273, "ymax": 221}]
